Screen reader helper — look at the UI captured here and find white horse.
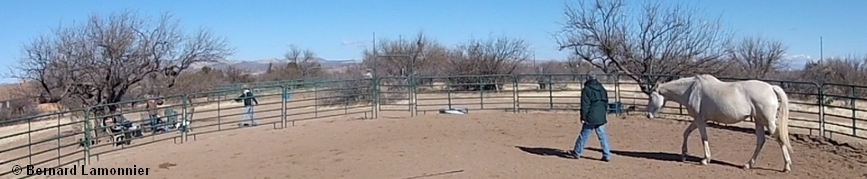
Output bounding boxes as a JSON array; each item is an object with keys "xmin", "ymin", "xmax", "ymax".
[{"xmin": 645, "ymin": 74, "xmax": 794, "ymax": 172}]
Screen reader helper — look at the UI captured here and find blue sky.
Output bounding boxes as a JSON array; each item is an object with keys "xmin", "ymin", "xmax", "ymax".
[{"xmin": 1, "ymin": 0, "xmax": 865, "ymax": 83}]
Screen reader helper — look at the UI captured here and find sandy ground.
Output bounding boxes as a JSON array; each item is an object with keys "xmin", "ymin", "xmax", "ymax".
[
  {"xmin": 2, "ymin": 82, "xmax": 867, "ymax": 178},
  {"xmin": 18, "ymin": 111, "xmax": 862, "ymax": 179}
]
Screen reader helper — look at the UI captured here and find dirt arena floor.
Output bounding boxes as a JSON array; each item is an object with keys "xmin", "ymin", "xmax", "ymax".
[{"xmin": 33, "ymin": 111, "xmax": 865, "ymax": 179}]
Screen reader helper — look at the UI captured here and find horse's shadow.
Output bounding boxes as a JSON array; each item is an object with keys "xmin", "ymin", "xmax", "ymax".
[
  {"xmin": 706, "ymin": 122, "xmax": 769, "ymax": 135},
  {"xmin": 582, "ymin": 148, "xmax": 772, "ymax": 170},
  {"xmin": 515, "ymin": 145, "xmax": 778, "ymax": 171}
]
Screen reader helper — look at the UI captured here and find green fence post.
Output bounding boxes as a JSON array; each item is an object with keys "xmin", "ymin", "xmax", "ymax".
[
  {"xmin": 414, "ymin": 77, "xmax": 420, "ymax": 117},
  {"xmin": 371, "ymin": 78, "xmax": 378, "ymax": 119},
  {"xmin": 478, "ymin": 76, "xmax": 484, "ymax": 109},
  {"xmin": 850, "ymin": 86, "xmax": 856, "ymax": 136},
  {"xmin": 344, "ymin": 82, "xmax": 349, "ymax": 115},
  {"xmin": 27, "ymin": 116, "xmax": 32, "ymax": 165},
  {"xmin": 447, "ymin": 77, "xmax": 453, "ymax": 109},
  {"xmin": 314, "ymin": 82, "xmax": 319, "ymax": 118},
  {"xmin": 409, "ymin": 77, "xmax": 415, "ymax": 117},
  {"xmin": 410, "ymin": 54, "xmax": 417, "ymax": 116},
  {"xmin": 377, "ymin": 78, "xmax": 381, "ymax": 118},
  {"xmin": 548, "ymin": 75, "xmax": 554, "ymax": 110},
  {"xmin": 512, "ymin": 75, "xmax": 519, "ymax": 113},
  {"xmin": 181, "ymin": 94, "xmax": 189, "ymax": 143},
  {"xmin": 282, "ymin": 85, "xmax": 288, "ymax": 128},
  {"xmin": 55, "ymin": 112, "xmax": 61, "ymax": 166},
  {"xmin": 83, "ymin": 107, "xmax": 92, "ymax": 165},
  {"xmin": 217, "ymin": 93, "xmax": 222, "ymax": 131},
  {"xmin": 614, "ymin": 73, "xmax": 621, "ymax": 104},
  {"xmin": 817, "ymin": 83, "xmax": 826, "ymax": 138}
]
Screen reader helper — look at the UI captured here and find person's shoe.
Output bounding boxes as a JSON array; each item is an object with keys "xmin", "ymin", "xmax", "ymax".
[
  {"xmin": 568, "ymin": 150, "xmax": 580, "ymax": 159},
  {"xmin": 601, "ymin": 157, "xmax": 611, "ymax": 162}
]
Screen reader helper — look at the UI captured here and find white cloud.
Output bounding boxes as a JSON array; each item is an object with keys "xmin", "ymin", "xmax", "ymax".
[
  {"xmin": 783, "ymin": 54, "xmax": 814, "ymax": 69},
  {"xmin": 341, "ymin": 39, "xmax": 369, "ymax": 49}
]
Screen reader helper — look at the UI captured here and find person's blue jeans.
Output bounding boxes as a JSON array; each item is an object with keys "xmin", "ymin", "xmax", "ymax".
[
  {"xmin": 242, "ymin": 106, "xmax": 256, "ymax": 125},
  {"xmin": 573, "ymin": 123, "xmax": 612, "ymax": 159},
  {"xmin": 149, "ymin": 115, "xmax": 168, "ymax": 133},
  {"xmin": 119, "ymin": 121, "xmax": 142, "ymax": 137},
  {"xmin": 149, "ymin": 115, "xmax": 160, "ymax": 133}
]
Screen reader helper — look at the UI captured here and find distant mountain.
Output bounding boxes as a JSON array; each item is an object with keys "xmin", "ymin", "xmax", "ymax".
[
  {"xmin": 783, "ymin": 54, "xmax": 814, "ymax": 70},
  {"xmin": 189, "ymin": 58, "xmax": 361, "ymax": 73}
]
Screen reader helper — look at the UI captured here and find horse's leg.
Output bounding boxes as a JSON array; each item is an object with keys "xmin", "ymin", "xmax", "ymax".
[
  {"xmin": 681, "ymin": 122, "xmax": 698, "ymax": 162},
  {"xmin": 765, "ymin": 117, "xmax": 792, "ymax": 172},
  {"xmin": 744, "ymin": 120, "xmax": 766, "ymax": 169},
  {"xmin": 696, "ymin": 118, "xmax": 712, "ymax": 165}
]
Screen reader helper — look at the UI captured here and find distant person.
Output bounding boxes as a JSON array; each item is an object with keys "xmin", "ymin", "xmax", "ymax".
[
  {"xmin": 104, "ymin": 114, "xmax": 142, "ymax": 138},
  {"xmin": 145, "ymin": 97, "xmax": 167, "ymax": 134},
  {"xmin": 571, "ymin": 74, "xmax": 612, "ymax": 161},
  {"xmin": 239, "ymin": 88, "xmax": 259, "ymax": 126}
]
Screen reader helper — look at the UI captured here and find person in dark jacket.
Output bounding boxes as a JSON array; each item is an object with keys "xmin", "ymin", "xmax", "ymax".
[
  {"xmin": 572, "ymin": 75, "xmax": 612, "ymax": 161},
  {"xmin": 239, "ymin": 88, "xmax": 259, "ymax": 126}
]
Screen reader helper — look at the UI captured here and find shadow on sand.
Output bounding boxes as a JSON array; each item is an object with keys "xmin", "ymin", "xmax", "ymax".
[
  {"xmin": 514, "ymin": 146, "xmax": 603, "ymax": 161},
  {"xmin": 663, "ymin": 118, "xmax": 768, "ymax": 136},
  {"xmin": 515, "ymin": 145, "xmax": 780, "ymax": 171},
  {"xmin": 707, "ymin": 122, "xmax": 770, "ymax": 135},
  {"xmin": 583, "ymin": 148, "xmax": 770, "ymax": 169}
]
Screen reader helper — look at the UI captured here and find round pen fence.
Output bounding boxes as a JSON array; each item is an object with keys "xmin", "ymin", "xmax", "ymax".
[{"xmin": 1, "ymin": 73, "xmax": 865, "ymax": 178}]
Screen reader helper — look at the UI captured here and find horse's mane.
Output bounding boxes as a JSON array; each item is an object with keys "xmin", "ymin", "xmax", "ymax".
[
  {"xmin": 694, "ymin": 74, "xmax": 720, "ymax": 82},
  {"xmin": 660, "ymin": 76, "xmax": 695, "ymax": 88},
  {"xmin": 656, "ymin": 76, "xmax": 699, "ymax": 95}
]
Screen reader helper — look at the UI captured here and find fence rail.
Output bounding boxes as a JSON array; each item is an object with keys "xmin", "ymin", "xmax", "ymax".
[{"xmin": 2, "ymin": 73, "xmax": 865, "ymax": 178}]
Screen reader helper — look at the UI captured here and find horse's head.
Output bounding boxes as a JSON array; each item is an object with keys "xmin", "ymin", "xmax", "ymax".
[{"xmin": 645, "ymin": 81, "xmax": 665, "ymax": 119}]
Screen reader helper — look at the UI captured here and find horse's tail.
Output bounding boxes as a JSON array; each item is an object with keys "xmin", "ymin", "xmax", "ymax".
[{"xmin": 771, "ymin": 85, "xmax": 794, "ymax": 154}]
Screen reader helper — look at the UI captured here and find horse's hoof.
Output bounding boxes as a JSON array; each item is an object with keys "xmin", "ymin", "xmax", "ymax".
[
  {"xmin": 783, "ymin": 166, "xmax": 791, "ymax": 172},
  {"xmin": 700, "ymin": 159, "xmax": 710, "ymax": 165},
  {"xmin": 742, "ymin": 163, "xmax": 751, "ymax": 169}
]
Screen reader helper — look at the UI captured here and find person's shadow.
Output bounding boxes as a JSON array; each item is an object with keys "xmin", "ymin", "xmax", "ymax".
[{"xmin": 514, "ymin": 146, "xmax": 604, "ymax": 161}]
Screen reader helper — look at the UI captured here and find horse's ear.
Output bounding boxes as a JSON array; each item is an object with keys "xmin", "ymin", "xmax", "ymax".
[{"xmin": 651, "ymin": 81, "xmax": 661, "ymax": 91}]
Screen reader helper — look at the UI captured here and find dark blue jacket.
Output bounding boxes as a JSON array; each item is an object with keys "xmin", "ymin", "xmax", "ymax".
[
  {"xmin": 580, "ymin": 79, "xmax": 608, "ymax": 125},
  {"xmin": 241, "ymin": 90, "xmax": 259, "ymax": 106}
]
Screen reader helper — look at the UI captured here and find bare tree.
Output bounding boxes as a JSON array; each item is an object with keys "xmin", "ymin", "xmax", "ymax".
[
  {"xmin": 555, "ymin": 0, "xmax": 731, "ymax": 94},
  {"xmin": 11, "ymin": 11, "xmax": 233, "ymax": 113},
  {"xmin": 224, "ymin": 66, "xmax": 254, "ymax": 84},
  {"xmin": 0, "ymin": 98, "xmax": 41, "ymax": 124},
  {"xmin": 449, "ymin": 35, "xmax": 530, "ymax": 75},
  {"xmin": 725, "ymin": 36, "xmax": 789, "ymax": 79},
  {"xmin": 300, "ymin": 50, "xmax": 323, "ymax": 78},
  {"xmin": 318, "ymin": 63, "xmax": 373, "ymax": 105},
  {"xmin": 797, "ymin": 56, "xmax": 867, "ymax": 104},
  {"xmin": 565, "ymin": 54, "xmax": 601, "ymax": 75},
  {"xmin": 160, "ymin": 69, "xmax": 227, "ymax": 97},
  {"xmin": 448, "ymin": 35, "xmax": 531, "ymax": 90},
  {"xmin": 362, "ymin": 32, "xmax": 448, "ymax": 78},
  {"xmin": 283, "ymin": 45, "xmax": 322, "ymax": 79}
]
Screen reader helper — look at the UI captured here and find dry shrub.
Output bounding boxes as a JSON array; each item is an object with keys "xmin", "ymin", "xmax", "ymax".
[{"xmin": 316, "ymin": 64, "xmax": 373, "ymax": 106}]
